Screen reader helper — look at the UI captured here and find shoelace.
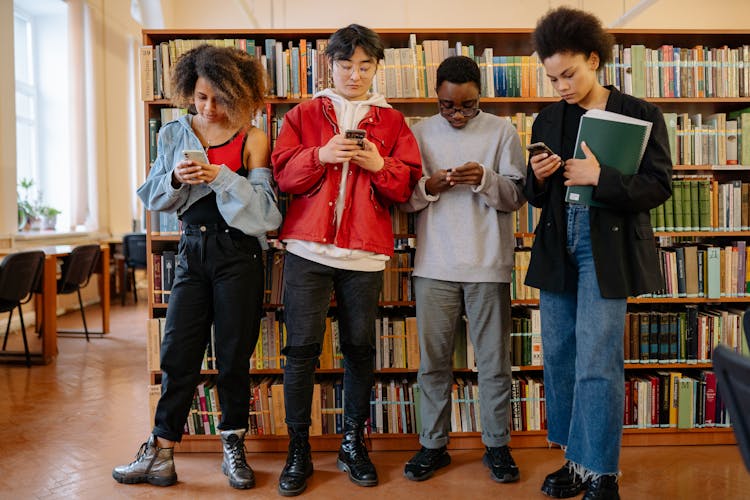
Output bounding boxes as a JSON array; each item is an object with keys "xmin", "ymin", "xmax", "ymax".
[
  {"xmin": 288, "ymin": 438, "xmax": 310, "ymax": 468},
  {"xmin": 414, "ymin": 447, "xmax": 443, "ymax": 466},
  {"xmin": 488, "ymin": 446, "xmax": 516, "ymax": 466},
  {"xmin": 128, "ymin": 440, "xmax": 151, "ymax": 466},
  {"xmin": 227, "ymin": 439, "xmax": 250, "ymax": 470}
]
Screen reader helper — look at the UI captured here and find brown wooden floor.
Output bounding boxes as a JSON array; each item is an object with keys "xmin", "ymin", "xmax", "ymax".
[{"xmin": 0, "ymin": 300, "xmax": 748, "ymax": 499}]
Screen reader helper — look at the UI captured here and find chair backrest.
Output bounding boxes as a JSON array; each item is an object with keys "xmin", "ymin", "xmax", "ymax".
[
  {"xmin": 122, "ymin": 233, "xmax": 147, "ymax": 268},
  {"xmin": 0, "ymin": 251, "xmax": 45, "ymax": 305},
  {"xmin": 712, "ymin": 345, "xmax": 750, "ymax": 473},
  {"xmin": 58, "ymin": 244, "xmax": 101, "ymax": 294}
]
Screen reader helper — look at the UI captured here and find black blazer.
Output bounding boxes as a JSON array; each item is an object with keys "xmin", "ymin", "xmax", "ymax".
[{"xmin": 523, "ymin": 87, "xmax": 673, "ymax": 298}]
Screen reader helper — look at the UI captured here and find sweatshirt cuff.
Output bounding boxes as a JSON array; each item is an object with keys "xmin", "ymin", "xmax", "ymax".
[
  {"xmin": 471, "ymin": 163, "xmax": 488, "ymax": 193},
  {"xmin": 420, "ymin": 177, "xmax": 440, "ymax": 202}
]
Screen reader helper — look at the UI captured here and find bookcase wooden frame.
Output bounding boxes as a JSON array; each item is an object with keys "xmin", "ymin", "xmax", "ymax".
[{"xmin": 142, "ymin": 27, "xmax": 749, "ymax": 453}]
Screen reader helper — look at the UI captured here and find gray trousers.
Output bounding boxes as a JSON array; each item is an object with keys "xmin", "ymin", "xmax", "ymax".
[{"xmin": 414, "ymin": 276, "xmax": 512, "ymax": 448}]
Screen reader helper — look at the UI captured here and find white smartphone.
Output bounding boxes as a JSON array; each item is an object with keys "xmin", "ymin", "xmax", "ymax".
[{"xmin": 182, "ymin": 149, "xmax": 209, "ymax": 164}]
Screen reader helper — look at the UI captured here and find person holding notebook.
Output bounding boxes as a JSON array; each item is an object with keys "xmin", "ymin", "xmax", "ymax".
[{"xmin": 524, "ymin": 7, "xmax": 672, "ymax": 500}]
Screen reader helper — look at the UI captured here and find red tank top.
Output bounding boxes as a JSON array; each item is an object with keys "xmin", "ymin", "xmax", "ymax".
[
  {"xmin": 181, "ymin": 129, "xmax": 248, "ymax": 225},
  {"xmin": 207, "ymin": 129, "xmax": 248, "ymax": 176}
]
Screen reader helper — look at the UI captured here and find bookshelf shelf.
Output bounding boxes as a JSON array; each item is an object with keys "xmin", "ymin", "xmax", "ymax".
[
  {"xmin": 141, "ymin": 26, "xmax": 750, "ymax": 453},
  {"xmin": 628, "ymin": 297, "xmax": 750, "ymax": 304}
]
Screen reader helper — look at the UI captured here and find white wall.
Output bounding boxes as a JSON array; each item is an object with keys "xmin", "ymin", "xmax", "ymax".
[
  {"xmin": 0, "ymin": 0, "xmax": 17, "ymax": 246},
  {"xmin": 159, "ymin": 0, "xmax": 750, "ymax": 29}
]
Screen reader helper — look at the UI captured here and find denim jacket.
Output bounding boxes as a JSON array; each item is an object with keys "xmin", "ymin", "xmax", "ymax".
[{"xmin": 137, "ymin": 115, "xmax": 282, "ymax": 248}]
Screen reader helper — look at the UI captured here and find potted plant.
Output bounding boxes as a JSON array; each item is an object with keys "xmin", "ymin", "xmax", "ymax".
[
  {"xmin": 39, "ymin": 206, "xmax": 62, "ymax": 230},
  {"xmin": 17, "ymin": 178, "xmax": 40, "ymax": 231}
]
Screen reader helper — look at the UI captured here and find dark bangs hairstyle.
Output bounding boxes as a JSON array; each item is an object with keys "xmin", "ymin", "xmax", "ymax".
[{"xmin": 325, "ymin": 24, "xmax": 385, "ymax": 62}]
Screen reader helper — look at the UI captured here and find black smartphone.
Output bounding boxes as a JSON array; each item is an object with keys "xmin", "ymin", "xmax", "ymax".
[
  {"xmin": 526, "ymin": 141, "xmax": 564, "ymax": 166},
  {"xmin": 345, "ymin": 128, "xmax": 366, "ymax": 148},
  {"xmin": 526, "ymin": 141, "xmax": 555, "ymax": 157}
]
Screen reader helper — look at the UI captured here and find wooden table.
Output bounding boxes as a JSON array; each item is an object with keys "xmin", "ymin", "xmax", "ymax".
[{"xmin": 0, "ymin": 243, "xmax": 110, "ymax": 364}]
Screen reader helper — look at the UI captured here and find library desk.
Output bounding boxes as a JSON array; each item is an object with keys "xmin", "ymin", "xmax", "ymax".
[{"xmin": 0, "ymin": 243, "xmax": 110, "ymax": 364}]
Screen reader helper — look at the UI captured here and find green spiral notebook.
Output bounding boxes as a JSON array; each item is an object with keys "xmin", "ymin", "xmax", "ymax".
[{"xmin": 565, "ymin": 109, "xmax": 653, "ymax": 207}]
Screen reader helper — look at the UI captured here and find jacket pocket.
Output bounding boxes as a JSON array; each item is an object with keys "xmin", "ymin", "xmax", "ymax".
[{"xmin": 370, "ymin": 187, "xmax": 385, "ymax": 212}]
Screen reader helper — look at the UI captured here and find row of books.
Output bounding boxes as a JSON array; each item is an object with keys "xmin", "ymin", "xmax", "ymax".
[
  {"xmin": 148, "ymin": 307, "xmax": 547, "ymax": 374},
  {"xmin": 624, "ymin": 370, "xmax": 731, "ymax": 429},
  {"xmin": 512, "ymin": 250, "xmax": 539, "ymax": 301},
  {"xmin": 152, "ymin": 368, "xmax": 730, "ymax": 437},
  {"xmin": 382, "ymin": 251, "xmax": 413, "ymax": 302},
  {"xmin": 140, "ymin": 39, "xmax": 750, "ymax": 102},
  {"xmin": 154, "ymin": 375, "xmax": 546, "ymax": 437},
  {"xmin": 151, "ymin": 251, "xmax": 176, "ymax": 304},
  {"xmin": 510, "ymin": 308, "xmax": 543, "ymax": 367},
  {"xmin": 664, "ymin": 110, "xmax": 750, "ymax": 167},
  {"xmin": 600, "ymin": 43, "xmax": 750, "ymax": 99},
  {"xmin": 649, "ymin": 177, "xmax": 750, "ymax": 232},
  {"xmin": 624, "ymin": 307, "xmax": 748, "ymax": 365},
  {"xmin": 647, "ymin": 243, "xmax": 749, "ymax": 299}
]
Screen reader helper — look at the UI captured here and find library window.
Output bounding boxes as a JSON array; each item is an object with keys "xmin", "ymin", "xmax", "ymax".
[{"xmin": 14, "ymin": 0, "xmax": 71, "ymax": 232}]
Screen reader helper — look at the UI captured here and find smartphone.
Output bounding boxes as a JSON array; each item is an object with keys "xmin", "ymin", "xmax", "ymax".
[
  {"xmin": 345, "ymin": 128, "xmax": 366, "ymax": 148},
  {"xmin": 526, "ymin": 141, "xmax": 564, "ymax": 166},
  {"xmin": 183, "ymin": 149, "xmax": 209, "ymax": 164},
  {"xmin": 526, "ymin": 141, "xmax": 555, "ymax": 157}
]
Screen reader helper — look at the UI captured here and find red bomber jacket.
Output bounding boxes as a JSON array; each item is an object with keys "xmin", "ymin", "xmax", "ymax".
[{"xmin": 271, "ymin": 97, "xmax": 422, "ymax": 256}]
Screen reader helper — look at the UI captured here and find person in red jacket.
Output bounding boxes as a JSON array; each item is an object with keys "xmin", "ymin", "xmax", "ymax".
[{"xmin": 271, "ymin": 24, "xmax": 421, "ymax": 497}]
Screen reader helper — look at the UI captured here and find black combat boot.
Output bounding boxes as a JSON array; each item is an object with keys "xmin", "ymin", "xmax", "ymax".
[
  {"xmin": 278, "ymin": 429, "xmax": 313, "ymax": 497},
  {"xmin": 220, "ymin": 429, "xmax": 255, "ymax": 489},
  {"xmin": 541, "ymin": 461, "xmax": 586, "ymax": 498},
  {"xmin": 336, "ymin": 417, "xmax": 378, "ymax": 487},
  {"xmin": 583, "ymin": 474, "xmax": 620, "ymax": 500}
]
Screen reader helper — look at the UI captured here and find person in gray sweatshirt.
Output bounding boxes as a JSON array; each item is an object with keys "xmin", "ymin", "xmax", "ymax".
[{"xmin": 399, "ymin": 55, "xmax": 526, "ymax": 484}]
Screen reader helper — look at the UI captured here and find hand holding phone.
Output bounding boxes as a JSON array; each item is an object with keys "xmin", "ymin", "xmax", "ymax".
[
  {"xmin": 526, "ymin": 142, "xmax": 555, "ymax": 157},
  {"xmin": 183, "ymin": 149, "xmax": 209, "ymax": 164},
  {"xmin": 526, "ymin": 142, "xmax": 564, "ymax": 167},
  {"xmin": 345, "ymin": 129, "xmax": 366, "ymax": 148}
]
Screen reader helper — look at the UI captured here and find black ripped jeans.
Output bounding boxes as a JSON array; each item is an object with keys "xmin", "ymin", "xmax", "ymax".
[{"xmin": 281, "ymin": 252, "xmax": 382, "ymax": 432}]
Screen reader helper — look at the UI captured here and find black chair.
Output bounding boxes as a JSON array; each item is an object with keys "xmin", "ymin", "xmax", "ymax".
[
  {"xmin": 56, "ymin": 244, "xmax": 101, "ymax": 342},
  {"xmin": 712, "ymin": 345, "xmax": 750, "ymax": 473},
  {"xmin": 0, "ymin": 251, "xmax": 45, "ymax": 366},
  {"xmin": 121, "ymin": 233, "xmax": 147, "ymax": 305}
]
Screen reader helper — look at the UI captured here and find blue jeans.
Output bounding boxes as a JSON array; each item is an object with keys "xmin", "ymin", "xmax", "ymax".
[
  {"xmin": 281, "ymin": 252, "xmax": 382, "ymax": 432},
  {"xmin": 539, "ymin": 204, "xmax": 626, "ymax": 475}
]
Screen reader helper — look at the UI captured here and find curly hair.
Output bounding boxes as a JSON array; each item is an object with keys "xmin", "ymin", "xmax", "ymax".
[
  {"xmin": 532, "ymin": 7, "xmax": 615, "ymax": 65},
  {"xmin": 325, "ymin": 24, "xmax": 385, "ymax": 62},
  {"xmin": 171, "ymin": 44, "xmax": 266, "ymax": 127},
  {"xmin": 436, "ymin": 56, "xmax": 481, "ymax": 91}
]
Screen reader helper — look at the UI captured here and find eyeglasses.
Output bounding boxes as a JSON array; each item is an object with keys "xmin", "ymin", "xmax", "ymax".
[
  {"xmin": 334, "ymin": 60, "xmax": 376, "ymax": 78},
  {"xmin": 438, "ymin": 100, "xmax": 480, "ymax": 118}
]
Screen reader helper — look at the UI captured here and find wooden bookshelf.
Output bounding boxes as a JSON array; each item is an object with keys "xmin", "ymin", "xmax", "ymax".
[{"xmin": 142, "ymin": 27, "xmax": 749, "ymax": 453}]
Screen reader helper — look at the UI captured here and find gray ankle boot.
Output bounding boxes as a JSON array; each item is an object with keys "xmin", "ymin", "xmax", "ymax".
[
  {"xmin": 112, "ymin": 435, "xmax": 177, "ymax": 486},
  {"xmin": 221, "ymin": 429, "xmax": 255, "ymax": 489}
]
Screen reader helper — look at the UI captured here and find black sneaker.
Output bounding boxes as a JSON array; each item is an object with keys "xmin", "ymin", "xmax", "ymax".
[
  {"xmin": 482, "ymin": 445, "xmax": 520, "ymax": 483},
  {"xmin": 403, "ymin": 446, "xmax": 451, "ymax": 481}
]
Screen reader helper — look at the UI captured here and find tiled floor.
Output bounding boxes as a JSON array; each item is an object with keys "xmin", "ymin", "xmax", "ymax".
[{"xmin": 0, "ymin": 301, "xmax": 748, "ymax": 499}]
